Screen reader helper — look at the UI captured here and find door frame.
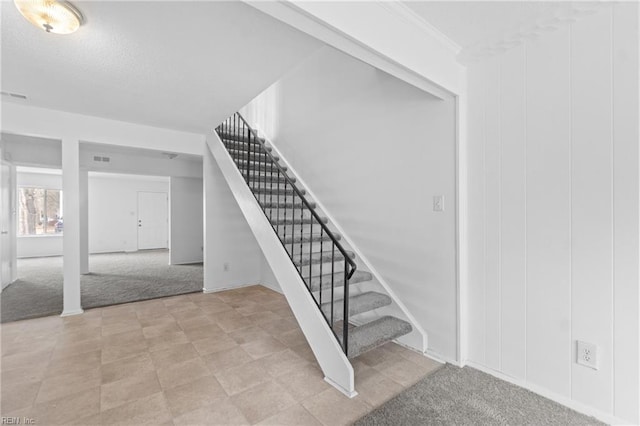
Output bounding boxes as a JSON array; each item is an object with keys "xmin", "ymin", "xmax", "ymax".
[{"xmin": 0, "ymin": 159, "xmax": 18, "ymax": 290}]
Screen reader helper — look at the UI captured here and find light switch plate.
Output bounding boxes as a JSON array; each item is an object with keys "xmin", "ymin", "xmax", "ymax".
[{"xmin": 433, "ymin": 195, "xmax": 444, "ymax": 212}]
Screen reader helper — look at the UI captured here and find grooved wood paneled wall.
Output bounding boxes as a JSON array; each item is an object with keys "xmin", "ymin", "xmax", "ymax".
[{"xmin": 466, "ymin": 4, "xmax": 638, "ymax": 422}]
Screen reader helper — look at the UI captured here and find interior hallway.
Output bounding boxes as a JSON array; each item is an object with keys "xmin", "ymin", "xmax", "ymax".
[
  {"xmin": 0, "ymin": 285, "xmax": 440, "ymax": 425},
  {"xmin": 1, "ymin": 250, "xmax": 203, "ymax": 323}
]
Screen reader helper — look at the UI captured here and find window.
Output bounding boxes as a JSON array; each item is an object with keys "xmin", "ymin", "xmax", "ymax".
[{"xmin": 18, "ymin": 188, "xmax": 63, "ymax": 235}]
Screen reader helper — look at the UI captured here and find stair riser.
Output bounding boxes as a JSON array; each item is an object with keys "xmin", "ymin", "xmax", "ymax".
[
  {"xmin": 270, "ymin": 218, "xmax": 328, "ymax": 226},
  {"xmin": 243, "ymin": 175, "xmax": 296, "ymax": 184},
  {"xmin": 281, "ymin": 243, "xmax": 335, "ymax": 256},
  {"xmin": 296, "ymin": 263, "xmax": 347, "ymax": 278},
  {"xmin": 219, "ymin": 134, "xmax": 265, "ymax": 144},
  {"xmin": 252, "ymin": 190, "xmax": 305, "ymax": 197},
  {"xmin": 270, "ymin": 224, "xmax": 325, "ymax": 234},
  {"xmin": 248, "ymin": 185, "xmax": 304, "ymax": 195},
  {"xmin": 320, "ymin": 292, "xmax": 393, "ymax": 322},
  {"xmin": 230, "ymin": 153, "xmax": 278, "ymax": 163},
  {"xmin": 263, "ymin": 213, "xmax": 316, "ymax": 224},
  {"xmin": 281, "ymin": 236, "xmax": 333, "ymax": 245},
  {"xmin": 252, "ymin": 191, "xmax": 308, "ymax": 206},
  {"xmin": 234, "ymin": 162, "xmax": 286, "ymax": 173},
  {"xmin": 260, "ymin": 204, "xmax": 316, "ymax": 210},
  {"xmin": 226, "ymin": 150, "xmax": 279, "ymax": 161}
]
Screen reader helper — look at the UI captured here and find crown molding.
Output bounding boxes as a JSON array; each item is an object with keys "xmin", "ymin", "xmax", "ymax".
[{"xmin": 375, "ymin": 1, "xmax": 462, "ymax": 54}]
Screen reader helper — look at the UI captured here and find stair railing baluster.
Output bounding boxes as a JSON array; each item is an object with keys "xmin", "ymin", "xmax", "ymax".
[
  {"xmin": 331, "ymin": 244, "xmax": 335, "ymax": 327},
  {"xmin": 319, "ymin": 227, "xmax": 323, "ymax": 307},
  {"xmin": 343, "ymin": 265, "xmax": 350, "ymax": 356},
  {"xmin": 247, "ymin": 123, "xmax": 252, "ymax": 189},
  {"xmin": 216, "ymin": 112, "xmax": 356, "ymax": 357},
  {"xmin": 283, "ymin": 175, "xmax": 287, "ymax": 248},
  {"xmin": 289, "ymin": 186, "xmax": 293, "ymax": 258},
  {"xmin": 309, "ymin": 220, "xmax": 313, "ymax": 293},
  {"xmin": 299, "ymin": 201, "xmax": 303, "ymax": 288}
]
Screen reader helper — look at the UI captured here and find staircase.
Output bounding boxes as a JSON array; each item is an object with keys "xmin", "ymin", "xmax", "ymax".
[{"xmin": 214, "ymin": 112, "xmax": 413, "ymax": 360}]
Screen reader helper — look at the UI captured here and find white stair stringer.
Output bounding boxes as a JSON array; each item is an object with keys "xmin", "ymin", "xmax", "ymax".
[
  {"xmin": 205, "ymin": 133, "xmax": 357, "ymax": 397},
  {"xmin": 253, "ymin": 129, "xmax": 429, "ymax": 354}
]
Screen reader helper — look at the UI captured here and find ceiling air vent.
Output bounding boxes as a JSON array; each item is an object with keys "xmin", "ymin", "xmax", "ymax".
[{"xmin": 93, "ymin": 156, "xmax": 111, "ymax": 162}]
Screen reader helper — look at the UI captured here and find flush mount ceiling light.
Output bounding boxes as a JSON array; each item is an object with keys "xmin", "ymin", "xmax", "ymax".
[{"xmin": 14, "ymin": 0, "xmax": 83, "ymax": 35}]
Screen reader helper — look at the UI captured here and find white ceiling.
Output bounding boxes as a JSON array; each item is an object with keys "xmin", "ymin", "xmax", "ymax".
[
  {"xmin": 403, "ymin": 1, "xmax": 578, "ymax": 50},
  {"xmin": 1, "ymin": 1, "xmax": 322, "ymax": 133}
]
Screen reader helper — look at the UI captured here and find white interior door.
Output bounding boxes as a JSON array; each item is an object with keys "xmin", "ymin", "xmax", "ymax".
[
  {"xmin": 137, "ymin": 191, "xmax": 168, "ymax": 250},
  {"xmin": 1, "ymin": 162, "xmax": 13, "ymax": 289}
]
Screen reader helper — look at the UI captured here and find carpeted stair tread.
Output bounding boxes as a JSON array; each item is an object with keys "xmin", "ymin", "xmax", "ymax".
[
  {"xmin": 234, "ymin": 159, "xmax": 287, "ymax": 172},
  {"xmin": 337, "ymin": 316, "xmax": 412, "ymax": 359},
  {"xmin": 231, "ymin": 153, "xmax": 278, "ymax": 164},
  {"xmin": 226, "ymin": 144, "xmax": 273, "ymax": 153},
  {"xmin": 254, "ymin": 187, "xmax": 305, "ymax": 196},
  {"xmin": 262, "ymin": 200, "xmax": 315, "ymax": 209},
  {"xmin": 293, "ymin": 250, "xmax": 355, "ymax": 266},
  {"xmin": 271, "ymin": 217, "xmax": 328, "ymax": 226},
  {"xmin": 219, "ymin": 132, "xmax": 265, "ymax": 144},
  {"xmin": 243, "ymin": 173, "xmax": 296, "ymax": 183},
  {"xmin": 308, "ymin": 270, "xmax": 372, "ymax": 291},
  {"xmin": 282, "ymin": 233, "xmax": 337, "ymax": 244},
  {"xmin": 321, "ymin": 291, "xmax": 392, "ymax": 321},
  {"xmin": 228, "ymin": 149, "xmax": 277, "ymax": 160}
]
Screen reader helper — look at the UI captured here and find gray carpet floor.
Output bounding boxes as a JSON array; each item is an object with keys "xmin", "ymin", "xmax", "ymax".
[
  {"xmin": 1, "ymin": 250, "xmax": 203, "ymax": 323},
  {"xmin": 354, "ymin": 364, "xmax": 604, "ymax": 426}
]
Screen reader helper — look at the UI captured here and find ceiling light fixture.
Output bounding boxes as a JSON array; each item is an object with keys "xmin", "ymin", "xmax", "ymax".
[{"xmin": 14, "ymin": 0, "xmax": 83, "ymax": 35}]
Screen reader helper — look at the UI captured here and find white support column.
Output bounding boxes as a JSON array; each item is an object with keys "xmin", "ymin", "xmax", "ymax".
[
  {"xmin": 79, "ymin": 168, "xmax": 89, "ymax": 275},
  {"xmin": 61, "ymin": 138, "xmax": 83, "ymax": 316},
  {"xmin": 202, "ymin": 148, "xmax": 214, "ymax": 293}
]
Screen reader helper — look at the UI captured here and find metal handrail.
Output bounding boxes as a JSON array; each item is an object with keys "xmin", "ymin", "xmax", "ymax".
[{"xmin": 216, "ymin": 112, "xmax": 356, "ymax": 355}]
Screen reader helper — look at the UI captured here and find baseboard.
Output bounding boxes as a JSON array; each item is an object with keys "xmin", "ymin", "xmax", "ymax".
[
  {"xmin": 465, "ymin": 361, "xmax": 628, "ymax": 425},
  {"xmin": 60, "ymin": 309, "xmax": 84, "ymax": 317},
  {"xmin": 170, "ymin": 259, "xmax": 204, "ymax": 266},
  {"xmin": 324, "ymin": 376, "xmax": 358, "ymax": 398},
  {"xmin": 203, "ymin": 282, "xmax": 263, "ymax": 294},
  {"xmin": 424, "ymin": 348, "xmax": 461, "ymax": 367},
  {"xmin": 260, "ymin": 281, "xmax": 283, "ymax": 294}
]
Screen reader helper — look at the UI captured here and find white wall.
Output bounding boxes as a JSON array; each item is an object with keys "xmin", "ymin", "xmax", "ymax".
[
  {"xmin": 88, "ymin": 173, "xmax": 169, "ymax": 254},
  {"xmin": 203, "ymin": 149, "xmax": 262, "ymax": 291},
  {"xmin": 170, "ymin": 177, "xmax": 204, "ymax": 264},
  {"xmin": 465, "ymin": 4, "xmax": 639, "ymax": 423},
  {"xmin": 260, "ymin": 256, "xmax": 281, "ymax": 294},
  {"xmin": 16, "ymin": 171, "xmax": 172, "ymax": 257},
  {"xmin": 242, "ymin": 46, "xmax": 458, "ymax": 361}
]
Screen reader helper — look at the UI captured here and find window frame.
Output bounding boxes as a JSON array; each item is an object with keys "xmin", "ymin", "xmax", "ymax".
[{"xmin": 17, "ymin": 185, "xmax": 64, "ymax": 237}]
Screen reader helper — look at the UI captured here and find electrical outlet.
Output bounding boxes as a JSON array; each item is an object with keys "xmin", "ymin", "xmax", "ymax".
[
  {"xmin": 223, "ymin": 262, "xmax": 230, "ymax": 272},
  {"xmin": 576, "ymin": 341, "xmax": 598, "ymax": 370}
]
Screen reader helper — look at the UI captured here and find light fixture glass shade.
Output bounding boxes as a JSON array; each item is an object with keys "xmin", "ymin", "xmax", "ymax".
[{"xmin": 14, "ymin": 0, "xmax": 83, "ymax": 34}]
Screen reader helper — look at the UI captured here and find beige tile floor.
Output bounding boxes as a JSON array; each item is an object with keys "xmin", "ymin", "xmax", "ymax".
[{"xmin": 0, "ymin": 285, "xmax": 442, "ymax": 425}]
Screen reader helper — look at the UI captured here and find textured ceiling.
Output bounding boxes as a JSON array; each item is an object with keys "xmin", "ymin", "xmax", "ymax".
[{"xmin": 1, "ymin": 1, "xmax": 322, "ymax": 133}]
